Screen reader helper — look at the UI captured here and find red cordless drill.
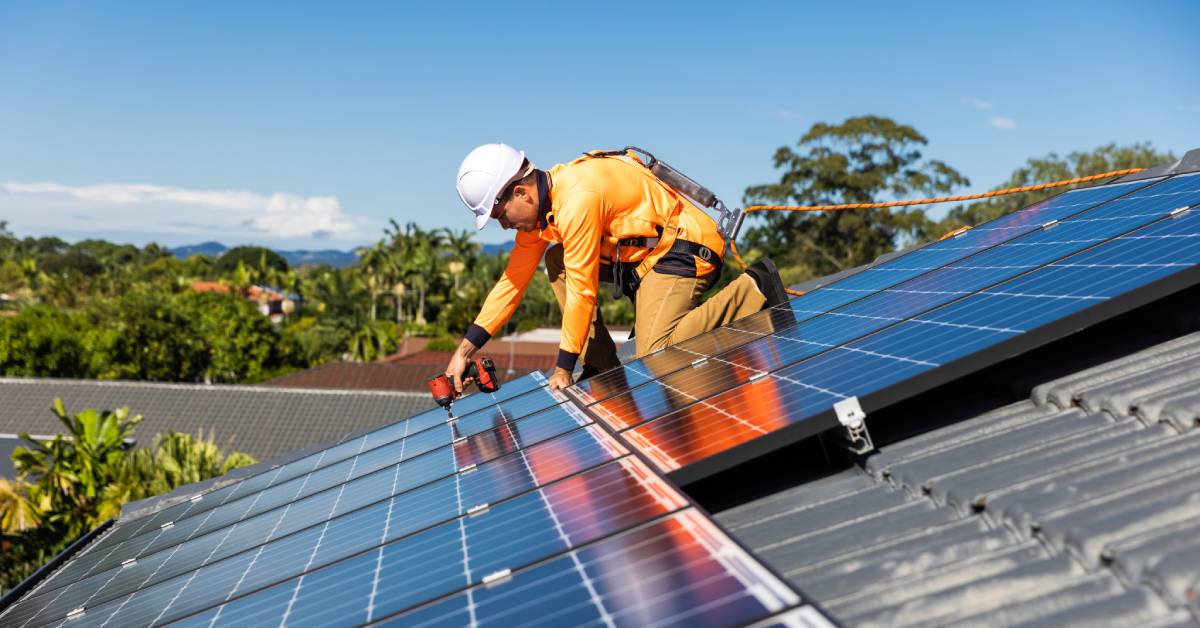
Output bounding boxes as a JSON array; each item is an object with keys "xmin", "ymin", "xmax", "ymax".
[{"xmin": 428, "ymin": 356, "xmax": 499, "ymax": 417}]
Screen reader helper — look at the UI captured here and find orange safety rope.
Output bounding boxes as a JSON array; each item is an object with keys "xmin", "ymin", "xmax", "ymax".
[{"xmin": 730, "ymin": 167, "xmax": 1145, "ymax": 296}]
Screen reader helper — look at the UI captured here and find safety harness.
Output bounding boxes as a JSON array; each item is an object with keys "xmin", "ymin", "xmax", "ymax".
[{"xmin": 586, "ymin": 148, "xmax": 725, "ymax": 300}]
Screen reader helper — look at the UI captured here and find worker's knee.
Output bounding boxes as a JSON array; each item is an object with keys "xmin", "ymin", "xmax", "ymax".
[{"xmin": 544, "ymin": 244, "xmax": 564, "ymax": 280}]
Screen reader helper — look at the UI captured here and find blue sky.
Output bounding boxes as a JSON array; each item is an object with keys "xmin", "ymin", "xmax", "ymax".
[{"xmin": 1, "ymin": 1, "xmax": 1197, "ymax": 249}]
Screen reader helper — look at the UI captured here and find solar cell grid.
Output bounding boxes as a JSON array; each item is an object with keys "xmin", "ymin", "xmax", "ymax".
[
  {"xmin": 170, "ymin": 510, "xmax": 801, "ymax": 628},
  {"xmin": 621, "ymin": 179, "xmax": 1200, "ymax": 475},
  {"xmin": 36, "ymin": 378, "xmax": 563, "ymax": 591},
  {"xmin": 2, "ymin": 402, "xmax": 591, "ymax": 626},
  {"xmin": 13, "ymin": 428, "xmax": 620, "ymax": 628},
  {"xmin": 42, "ymin": 456, "xmax": 685, "ymax": 627},
  {"xmin": 571, "ymin": 177, "xmax": 1157, "ymax": 407},
  {"xmin": 789, "ymin": 177, "xmax": 1156, "ymax": 313},
  {"xmin": 583, "ymin": 173, "xmax": 1200, "ymax": 435}
]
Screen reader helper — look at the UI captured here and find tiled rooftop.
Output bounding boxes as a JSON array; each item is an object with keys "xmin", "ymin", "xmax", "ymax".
[
  {"xmin": 0, "ymin": 378, "xmax": 435, "ymax": 464},
  {"xmin": 262, "ymin": 360, "xmax": 544, "ymax": 392},
  {"xmin": 718, "ymin": 331, "xmax": 1200, "ymax": 626}
]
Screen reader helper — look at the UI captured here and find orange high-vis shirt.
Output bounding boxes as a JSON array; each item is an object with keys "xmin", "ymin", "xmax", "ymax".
[{"xmin": 464, "ymin": 152, "xmax": 725, "ymax": 371}]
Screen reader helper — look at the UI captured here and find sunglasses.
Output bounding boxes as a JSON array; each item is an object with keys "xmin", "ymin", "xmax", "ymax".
[{"xmin": 491, "ymin": 184, "xmax": 516, "ymax": 220}]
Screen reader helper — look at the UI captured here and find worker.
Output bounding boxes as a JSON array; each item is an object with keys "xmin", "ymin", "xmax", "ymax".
[{"xmin": 444, "ymin": 143, "xmax": 788, "ymax": 392}]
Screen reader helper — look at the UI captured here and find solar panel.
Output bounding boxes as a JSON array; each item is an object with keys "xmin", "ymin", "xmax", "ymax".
[
  {"xmin": 590, "ymin": 173, "xmax": 1200, "ymax": 480},
  {"xmin": 171, "ymin": 511, "xmax": 803, "ymax": 628},
  {"xmin": 573, "ymin": 176, "xmax": 1159, "ymax": 405},
  {"xmin": 26, "ymin": 391, "xmax": 577, "ymax": 597},
  {"xmin": 0, "ymin": 372, "xmax": 825, "ymax": 627}
]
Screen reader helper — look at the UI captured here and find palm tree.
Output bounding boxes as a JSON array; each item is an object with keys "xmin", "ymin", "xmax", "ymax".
[
  {"xmin": 10, "ymin": 400, "xmax": 142, "ymax": 537},
  {"xmin": 400, "ymin": 224, "xmax": 447, "ymax": 325},
  {"xmin": 349, "ymin": 320, "xmax": 394, "ymax": 362},
  {"xmin": 358, "ymin": 241, "xmax": 398, "ymax": 321}
]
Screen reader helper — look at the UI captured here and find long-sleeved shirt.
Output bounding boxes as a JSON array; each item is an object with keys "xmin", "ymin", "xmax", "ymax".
[{"xmin": 464, "ymin": 150, "xmax": 726, "ymax": 371}]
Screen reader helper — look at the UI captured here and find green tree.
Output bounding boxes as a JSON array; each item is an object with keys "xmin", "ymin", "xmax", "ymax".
[
  {"xmin": 213, "ymin": 245, "xmax": 289, "ymax": 275},
  {"xmin": 11, "ymin": 401, "xmax": 142, "ymax": 538},
  {"xmin": 83, "ymin": 288, "xmax": 209, "ymax": 381},
  {"xmin": 178, "ymin": 291, "xmax": 301, "ymax": 383},
  {"xmin": 941, "ymin": 142, "xmax": 1177, "ymax": 229},
  {"xmin": 358, "ymin": 241, "xmax": 398, "ymax": 321},
  {"xmin": 348, "ymin": 319, "xmax": 397, "ymax": 362},
  {"xmin": 743, "ymin": 115, "xmax": 969, "ymax": 280},
  {"xmin": 108, "ymin": 431, "xmax": 257, "ymax": 506},
  {"xmin": 1, "ymin": 401, "xmax": 256, "ymax": 590},
  {"xmin": 0, "ymin": 305, "xmax": 90, "ymax": 377}
]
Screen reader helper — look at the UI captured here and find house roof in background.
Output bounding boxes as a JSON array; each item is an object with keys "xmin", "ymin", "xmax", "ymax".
[
  {"xmin": 384, "ymin": 350, "xmax": 557, "ymax": 373},
  {"xmin": 260, "ymin": 360, "xmax": 540, "ymax": 392},
  {"xmin": 0, "ymin": 378, "xmax": 434, "ymax": 462},
  {"xmin": 717, "ymin": 331, "xmax": 1200, "ymax": 626}
]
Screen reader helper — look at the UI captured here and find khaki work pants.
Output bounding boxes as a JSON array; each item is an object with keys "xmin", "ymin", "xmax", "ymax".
[{"xmin": 544, "ymin": 245, "xmax": 766, "ymax": 369}]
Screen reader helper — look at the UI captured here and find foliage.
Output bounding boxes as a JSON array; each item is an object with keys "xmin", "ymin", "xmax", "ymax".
[
  {"xmin": 0, "ymin": 289, "xmax": 302, "ymax": 384},
  {"xmin": 10, "ymin": 400, "xmax": 141, "ymax": 537},
  {"xmin": 180, "ymin": 292, "xmax": 303, "ymax": 383},
  {"xmin": 82, "ymin": 288, "xmax": 210, "ymax": 381},
  {"xmin": 109, "ymin": 431, "xmax": 257, "ymax": 505},
  {"xmin": 213, "ymin": 245, "xmax": 289, "ymax": 275},
  {"xmin": 940, "ymin": 142, "xmax": 1177, "ymax": 229},
  {"xmin": 348, "ymin": 320, "xmax": 398, "ymax": 362},
  {"xmin": 424, "ymin": 336, "xmax": 459, "ymax": 351},
  {"xmin": 0, "ymin": 306, "xmax": 90, "ymax": 377},
  {"xmin": 0, "ymin": 400, "xmax": 255, "ymax": 591},
  {"xmin": 742, "ymin": 115, "xmax": 969, "ymax": 279}
]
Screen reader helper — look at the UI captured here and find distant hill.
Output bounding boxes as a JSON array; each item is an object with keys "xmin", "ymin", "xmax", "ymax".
[
  {"xmin": 480, "ymin": 241, "xmax": 514, "ymax": 255},
  {"xmin": 170, "ymin": 242, "xmax": 359, "ymax": 268},
  {"xmin": 170, "ymin": 241, "xmax": 227, "ymax": 259},
  {"xmin": 171, "ymin": 239, "xmax": 513, "ymax": 268}
]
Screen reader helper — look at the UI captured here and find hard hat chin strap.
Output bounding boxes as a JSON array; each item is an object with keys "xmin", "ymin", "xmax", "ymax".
[{"xmin": 535, "ymin": 170, "xmax": 552, "ymax": 230}]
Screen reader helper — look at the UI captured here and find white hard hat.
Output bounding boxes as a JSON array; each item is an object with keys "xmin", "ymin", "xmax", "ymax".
[{"xmin": 456, "ymin": 143, "xmax": 526, "ymax": 230}]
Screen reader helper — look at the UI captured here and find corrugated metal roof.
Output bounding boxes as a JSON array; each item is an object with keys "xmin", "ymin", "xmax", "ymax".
[
  {"xmin": 718, "ymin": 331, "xmax": 1200, "ymax": 626},
  {"xmin": 0, "ymin": 377, "xmax": 436, "ymax": 463}
]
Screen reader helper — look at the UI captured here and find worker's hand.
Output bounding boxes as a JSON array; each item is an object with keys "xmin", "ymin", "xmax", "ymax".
[
  {"xmin": 547, "ymin": 367, "xmax": 574, "ymax": 391},
  {"xmin": 445, "ymin": 339, "xmax": 479, "ymax": 393}
]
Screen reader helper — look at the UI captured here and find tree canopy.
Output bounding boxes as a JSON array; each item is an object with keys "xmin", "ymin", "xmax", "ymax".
[
  {"xmin": 741, "ymin": 115, "xmax": 969, "ymax": 280},
  {"xmin": 0, "ymin": 400, "xmax": 256, "ymax": 590},
  {"xmin": 214, "ymin": 245, "xmax": 289, "ymax": 275},
  {"xmin": 942, "ymin": 142, "xmax": 1177, "ymax": 228}
]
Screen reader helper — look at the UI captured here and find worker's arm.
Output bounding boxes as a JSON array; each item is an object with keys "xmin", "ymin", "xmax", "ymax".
[
  {"xmin": 448, "ymin": 231, "xmax": 547, "ymax": 392},
  {"xmin": 552, "ymin": 190, "xmax": 604, "ymax": 381}
]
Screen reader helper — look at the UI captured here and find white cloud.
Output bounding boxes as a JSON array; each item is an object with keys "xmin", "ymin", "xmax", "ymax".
[
  {"xmin": 989, "ymin": 116, "xmax": 1018, "ymax": 129},
  {"xmin": 962, "ymin": 97, "xmax": 993, "ymax": 110},
  {"xmin": 0, "ymin": 180, "xmax": 374, "ymax": 245}
]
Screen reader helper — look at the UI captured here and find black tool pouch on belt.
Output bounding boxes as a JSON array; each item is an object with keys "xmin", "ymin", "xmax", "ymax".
[{"xmin": 610, "ymin": 241, "xmax": 641, "ymax": 301}]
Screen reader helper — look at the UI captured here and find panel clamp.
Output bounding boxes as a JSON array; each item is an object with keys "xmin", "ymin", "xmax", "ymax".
[
  {"xmin": 1169, "ymin": 205, "xmax": 1192, "ymax": 218},
  {"xmin": 831, "ymin": 396, "xmax": 874, "ymax": 455},
  {"xmin": 482, "ymin": 568, "xmax": 512, "ymax": 586}
]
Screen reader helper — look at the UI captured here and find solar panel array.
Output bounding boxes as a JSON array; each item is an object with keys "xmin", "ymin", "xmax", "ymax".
[
  {"xmin": 0, "ymin": 373, "xmax": 822, "ymax": 627},
  {"xmin": 570, "ymin": 172, "xmax": 1200, "ymax": 480}
]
